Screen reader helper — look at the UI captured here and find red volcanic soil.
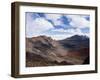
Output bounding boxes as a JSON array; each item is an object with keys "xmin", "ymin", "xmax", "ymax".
[
  {"xmin": 64, "ymin": 48, "xmax": 89, "ymax": 64},
  {"xmin": 68, "ymin": 48, "xmax": 89, "ymax": 57}
]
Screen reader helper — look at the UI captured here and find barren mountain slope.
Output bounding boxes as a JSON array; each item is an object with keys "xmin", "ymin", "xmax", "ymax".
[{"xmin": 26, "ymin": 35, "xmax": 89, "ymax": 67}]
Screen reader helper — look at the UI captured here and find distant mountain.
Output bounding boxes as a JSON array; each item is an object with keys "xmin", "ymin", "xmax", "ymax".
[
  {"xmin": 26, "ymin": 35, "xmax": 89, "ymax": 67},
  {"xmin": 59, "ymin": 35, "xmax": 89, "ymax": 50}
]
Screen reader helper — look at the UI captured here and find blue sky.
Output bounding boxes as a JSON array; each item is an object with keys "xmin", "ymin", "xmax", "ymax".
[{"xmin": 26, "ymin": 12, "xmax": 90, "ymax": 40}]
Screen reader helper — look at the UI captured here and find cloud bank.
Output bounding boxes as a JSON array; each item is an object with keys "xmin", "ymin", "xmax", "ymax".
[{"xmin": 26, "ymin": 12, "xmax": 90, "ymax": 40}]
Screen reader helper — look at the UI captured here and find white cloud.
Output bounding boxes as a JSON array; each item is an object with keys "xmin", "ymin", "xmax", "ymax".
[
  {"xmin": 45, "ymin": 14, "xmax": 62, "ymax": 20},
  {"xmin": 50, "ymin": 34, "xmax": 72, "ymax": 40},
  {"xmin": 52, "ymin": 29, "xmax": 67, "ymax": 33},
  {"xmin": 40, "ymin": 33, "xmax": 72, "ymax": 40},
  {"xmin": 26, "ymin": 13, "xmax": 89, "ymax": 40},
  {"xmin": 32, "ymin": 18, "xmax": 53, "ymax": 31},
  {"xmin": 66, "ymin": 15, "xmax": 89, "ymax": 29},
  {"xmin": 45, "ymin": 14, "xmax": 90, "ymax": 29},
  {"xmin": 45, "ymin": 28, "xmax": 87, "ymax": 40},
  {"xmin": 52, "ymin": 28, "xmax": 75, "ymax": 33},
  {"xmin": 72, "ymin": 28, "xmax": 89, "ymax": 37},
  {"xmin": 51, "ymin": 28, "xmax": 89, "ymax": 40},
  {"xmin": 26, "ymin": 17, "xmax": 54, "ymax": 37},
  {"xmin": 45, "ymin": 14, "xmax": 63, "ymax": 26}
]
